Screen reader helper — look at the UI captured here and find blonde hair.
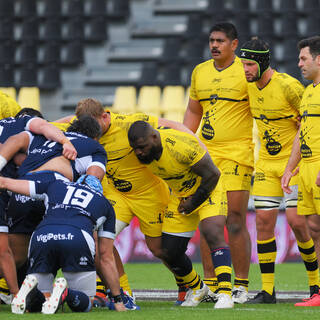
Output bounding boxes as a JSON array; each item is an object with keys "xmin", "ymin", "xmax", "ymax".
[{"xmin": 76, "ymin": 98, "xmax": 105, "ymax": 118}]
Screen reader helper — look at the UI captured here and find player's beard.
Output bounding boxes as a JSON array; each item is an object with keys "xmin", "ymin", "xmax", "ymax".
[
  {"xmin": 247, "ymin": 70, "xmax": 260, "ymax": 82},
  {"xmin": 137, "ymin": 145, "xmax": 161, "ymax": 164}
]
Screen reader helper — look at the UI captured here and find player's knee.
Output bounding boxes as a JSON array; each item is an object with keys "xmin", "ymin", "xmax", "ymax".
[
  {"xmin": 226, "ymin": 218, "xmax": 242, "ymax": 235},
  {"xmin": 203, "ymin": 233, "xmax": 224, "ymax": 250},
  {"xmin": 161, "ymin": 233, "xmax": 189, "ymax": 263},
  {"xmin": 148, "ymin": 245, "xmax": 163, "ymax": 259},
  {"xmin": 288, "ymin": 218, "xmax": 307, "ymax": 234},
  {"xmin": 307, "ymin": 222, "xmax": 320, "ymax": 240}
]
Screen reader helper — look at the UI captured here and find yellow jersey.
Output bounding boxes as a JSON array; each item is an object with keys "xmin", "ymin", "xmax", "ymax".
[
  {"xmin": 100, "ymin": 111, "xmax": 165, "ymax": 194},
  {"xmin": 0, "ymin": 91, "xmax": 21, "ymax": 118},
  {"xmin": 248, "ymin": 71, "xmax": 303, "ymax": 161},
  {"xmin": 147, "ymin": 128, "xmax": 207, "ymax": 197},
  {"xmin": 299, "ymin": 83, "xmax": 320, "ymax": 162},
  {"xmin": 190, "ymin": 56, "xmax": 254, "ymax": 167}
]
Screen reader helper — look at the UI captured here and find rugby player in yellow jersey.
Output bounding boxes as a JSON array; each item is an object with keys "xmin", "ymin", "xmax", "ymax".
[
  {"xmin": 240, "ymin": 37, "xmax": 319, "ymax": 304},
  {"xmin": 0, "ymin": 93, "xmax": 21, "ymax": 303},
  {"xmin": 56, "ymin": 98, "xmax": 208, "ymax": 308},
  {"xmin": 0, "ymin": 90, "xmax": 21, "ymax": 118},
  {"xmin": 128, "ymin": 121, "xmax": 234, "ymax": 309},
  {"xmin": 282, "ymin": 36, "xmax": 320, "ymax": 307},
  {"xmin": 183, "ymin": 22, "xmax": 253, "ymax": 303}
]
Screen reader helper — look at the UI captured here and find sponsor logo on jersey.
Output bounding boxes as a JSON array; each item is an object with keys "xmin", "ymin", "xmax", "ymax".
[{"xmin": 36, "ymin": 232, "xmax": 74, "ymax": 243}]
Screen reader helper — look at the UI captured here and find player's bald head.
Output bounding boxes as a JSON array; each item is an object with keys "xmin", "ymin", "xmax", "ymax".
[{"xmin": 128, "ymin": 121, "xmax": 154, "ymax": 143}]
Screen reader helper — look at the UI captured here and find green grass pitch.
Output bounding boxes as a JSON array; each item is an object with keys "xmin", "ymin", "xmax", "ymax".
[{"xmin": 1, "ymin": 262, "xmax": 317, "ymax": 319}]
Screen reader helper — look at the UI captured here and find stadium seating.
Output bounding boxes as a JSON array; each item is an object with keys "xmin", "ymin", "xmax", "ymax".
[
  {"xmin": 0, "ymin": 87, "xmax": 17, "ymax": 100},
  {"xmin": 0, "ymin": 0, "xmax": 313, "ymax": 116},
  {"xmin": 112, "ymin": 86, "xmax": 136, "ymax": 113},
  {"xmin": 18, "ymin": 87, "xmax": 40, "ymax": 110},
  {"xmin": 136, "ymin": 86, "xmax": 161, "ymax": 116},
  {"xmin": 160, "ymin": 85, "xmax": 185, "ymax": 118}
]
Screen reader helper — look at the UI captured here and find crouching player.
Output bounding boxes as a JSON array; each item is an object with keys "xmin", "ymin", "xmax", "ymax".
[{"xmin": 0, "ymin": 174, "xmax": 126, "ymax": 314}]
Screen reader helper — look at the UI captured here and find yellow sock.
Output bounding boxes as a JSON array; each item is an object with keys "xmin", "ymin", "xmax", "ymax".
[
  {"xmin": 234, "ymin": 278, "xmax": 249, "ymax": 291},
  {"xmin": 257, "ymin": 237, "xmax": 276, "ymax": 295},
  {"xmin": 203, "ymin": 277, "xmax": 218, "ymax": 293},
  {"xmin": 0, "ymin": 277, "xmax": 9, "ymax": 295},
  {"xmin": 96, "ymin": 276, "xmax": 106, "ymax": 298},
  {"xmin": 175, "ymin": 268, "xmax": 202, "ymax": 290},
  {"xmin": 215, "ymin": 266, "xmax": 232, "ymax": 296},
  {"xmin": 297, "ymin": 239, "xmax": 319, "ymax": 287},
  {"xmin": 120, "ymin": 273, "xmax": 132, "ymax": 296}
]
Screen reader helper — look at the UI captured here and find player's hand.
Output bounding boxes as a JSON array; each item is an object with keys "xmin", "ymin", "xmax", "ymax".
[
  {"xmin": 178, "ymin": 196, "xmax": 194, "ymax": 215},
  {"xmin": 281, "ymin": 167, "xmax": 299, "ymax": 194},
  {"xmin": 61, "ymin": 139, "xmax": 77, "ymax": 160},
  {"xmin": 316, "ymin": 170, "xmax": 320, "ymax": 187},
  {"xmin": 114, "ymin": 302, "xmax": 127, "ymax": 312}
]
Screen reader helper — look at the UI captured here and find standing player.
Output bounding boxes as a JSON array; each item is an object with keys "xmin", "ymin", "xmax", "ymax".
[
  {"xmin": 183, "ymin": 22, "xmax": 253, "ymax": 303},
  {"xmin": 128, "ymin": 121, "xmax": 234, "ymax": 309},
  {"xmin": 282, "ymin": 36, "xmax": 320, "ymax": 307},
  {"xmin": 0, "ymin": 174, "xmax": 125, "ymax": 314},
  {"xmin": 240, "ymin": 37, "xmax": 319, "ymax": 304}
]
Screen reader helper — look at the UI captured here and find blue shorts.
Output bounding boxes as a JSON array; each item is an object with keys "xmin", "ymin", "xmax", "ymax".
[
  {"xmin": 7, "ymin": 171, "xmax": 68, "ymax": 234},
  {"xmin": 28, "ymin": 224, "xmax": 95, "ymax": 275}
]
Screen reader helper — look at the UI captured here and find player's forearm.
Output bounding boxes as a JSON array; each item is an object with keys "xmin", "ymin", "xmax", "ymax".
[
  {"xmin": 191, "ymin": 168, "xmax": 220, "ymax": 209},
  {"xmin": 284, "ymin": 129, "xmax": 301, "ymax": 173},
  {"xmin": 30, "ymin": 119, "xmax": 70, "ymax": 145},
  {"xmin": 0, "ymin": 133, "xmax": 28, "ymax": 170},
  {"xmin": 0, "ymin": 177, "xmax": 30, "ymax": 196},
  {"xmin": 183, "ymin": 99, "xmax": 203, "ymax": 133},
  {"xmin": 99, "ymin": 254, "xmax": 121, "ymax": 297}
]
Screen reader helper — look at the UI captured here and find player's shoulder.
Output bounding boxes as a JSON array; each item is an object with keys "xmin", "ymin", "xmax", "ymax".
[
  {"xmin": 273, "ymin": 70, "xmax": 302, "ymax": 86},
  {"xmin": 192, "ymin": 59, "xmax": 214, "ymax": 73}
]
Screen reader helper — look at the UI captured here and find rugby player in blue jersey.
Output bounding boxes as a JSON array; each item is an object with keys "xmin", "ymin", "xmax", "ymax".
[
  {"xmin": 0, "ymin": 108, "xmax": 77, "ymax": 304},
  {"xmin": 0, "ymin": 115, "xmax": 106, "ymax": 291},
  {"xmin": 0, "ymin": 174, "xmax": 126, "ymax": 314}
]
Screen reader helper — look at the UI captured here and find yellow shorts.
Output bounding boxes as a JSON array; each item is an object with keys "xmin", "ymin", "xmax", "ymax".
[
  {"xmin": 253, "ymin": 158, "xmax": 299, "ymax": 197},
  {"xmin": 214, "ymin": 158, "xmax": 253, "ymax": 192},
  {"xmin": 162, "ymin": 189, "xmax": 227, "ymax": 234},
  {"xmin": 297, "ymin": 160, "xmax": 320, "ymax": 216},
  {"xmin": 102, "ymin": 178, "xmax": 170, "ymax": 237}
]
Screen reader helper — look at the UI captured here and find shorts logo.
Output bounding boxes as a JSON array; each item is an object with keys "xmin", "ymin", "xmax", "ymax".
[
  {"xmin": 214, "ymin": 250, "xmax": 223, "ymax": 256},
  {"xmin": 79, "ymin": 256, "xmax": 88, "ymax": 266},
  {"xmin": 149, "ymin": 213, "xmax": 163, "ymax": 224},
  {"xmin": 254, "ymin": 172, "xmax": 265, "ymax": 181},
  {"xmin": 36, "ymin": 232, "xmax": 74, "ymax": 243},
  {"xmin": 224, "ymin": 166, "xmax": 241, "ymax": 177}
]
